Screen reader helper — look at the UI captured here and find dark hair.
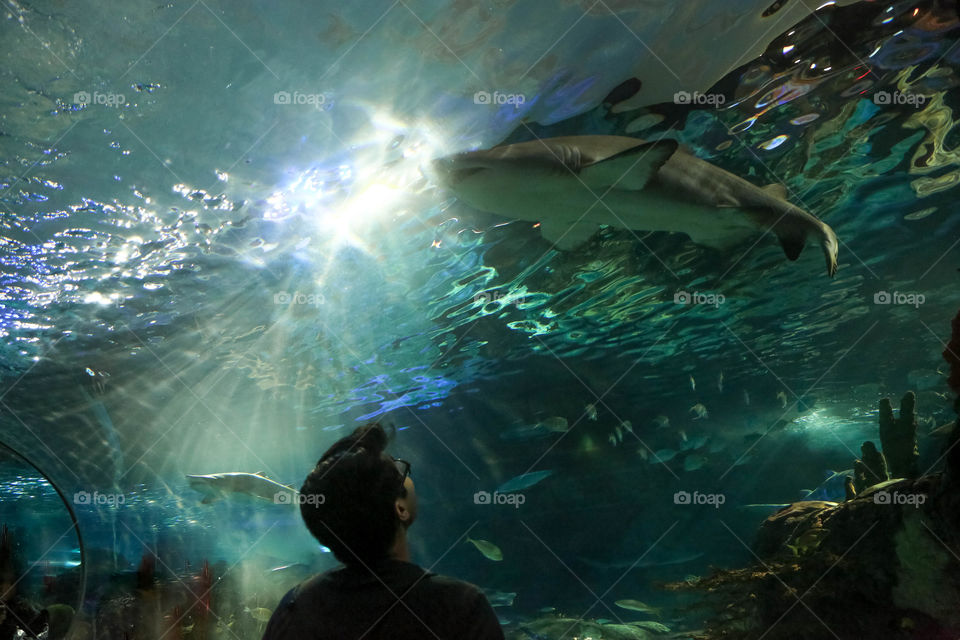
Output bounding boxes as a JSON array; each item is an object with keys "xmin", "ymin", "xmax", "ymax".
[{"xmin": 300, "ymin": 423, "xmax": 405, "ymax": 567}]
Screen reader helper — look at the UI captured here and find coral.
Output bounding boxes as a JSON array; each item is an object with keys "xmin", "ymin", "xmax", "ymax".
[
  {"xmin": 504, "ymin": 615, "xmax": 660, "ymax": 640},
  {"xmin": 879, "ymin": 392, "xmax": 919, "ymax": 479},
  {"xmin": 854, "ymin": 440, "xmax": 889, "ymax": 492},
  {"xmin": 675, "ymin": 475, "xmax": 960, "ymax": 639},
  {"xmin": 942, "ymin": 309, "xmax": 960, "ymax": 398},
  {"xmin": 892, "ymin": 510, "xmax": 960, "ymax": 626},
  {"xmin": 844, "ymin": 476, "xmax": 857, "ymax": 500},
  {"xmin": 943, "ymin": 417, "xmax": 960, "ymax": 491}
]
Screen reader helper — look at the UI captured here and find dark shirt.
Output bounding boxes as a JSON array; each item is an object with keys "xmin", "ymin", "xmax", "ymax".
[{"xmin": 261, "ymin": 559, "xmax": 505, "ymax": 640}]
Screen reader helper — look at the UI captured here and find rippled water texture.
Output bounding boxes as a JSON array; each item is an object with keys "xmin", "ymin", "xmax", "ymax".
[{"xmin": 2, "ymin": 0, "xmax": 960, "ymax": 637}]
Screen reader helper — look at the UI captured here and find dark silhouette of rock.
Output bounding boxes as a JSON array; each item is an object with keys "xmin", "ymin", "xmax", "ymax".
[
  {"xmin": 854, "ymin": 440, "xmax": 889, "ymax": 492},
  {"xmin": 879, "ymin": 392, "xmax": 919, "ymax": 479}
]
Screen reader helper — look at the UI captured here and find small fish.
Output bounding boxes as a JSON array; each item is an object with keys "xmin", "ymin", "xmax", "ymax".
[
  {"xmin": 614, "ymin": 425, "xmax": 623, "ymax": 442},
  {"xmin": 708, "ymin": 440, "xmax": 726, "ymax": 454},
  {"xmin": 585, "ymin": 404, "xmax": 599, "ymax": 421},
  {"xmin": 538, "ymin": 606, "xmax": 556, "ymax": 614},
  {"xmin": 689, "ymin": 403, "xmax": 708, "ymax": 419},
  {"xmin": 743, "ymin": 390, "xmax": 751, "ymax": 406},
  {"xmin": 689, "ymin": 374, "xmax": 696, "ymax": 391},
  {"xmin": 266, "ymin": 563, "xmax": 312, "ymax": 581},
  {"xmin": 609, "ymin": 433, "xmax": 617, "ymax": 446},
  {"xmin": 537, "ymin": 416, "xmax": 569, "ymax": 433},
  {"xmin": 785, "ymin": 528, "xmax": 828, "ymax": 556},
  {"xmin": 717, "ymin": 371, "xmax": 724, "ymax": 392},
  {"xmin": 653, "ymin": 415, "xmax": 670, "ymax": 429},
  {"xmin": 483, "ymin": 588, "xmax": 516, "ymax": 607},
  {"xmin": 776, "ymin": 391, "xmax": 788, "ymax": 408},
  {"xmin": 497, "ymin": 470, "xmax": 553, "ymax": 493},
  {"xmin": 467, "ymin": 537, "xmax": 503, "ymax": 561},
  {"xmin": 683, "ymin": 454, "xmax": 707, "ymax": 472},
  {"xmin": 246, "ymin": 607, "xmax": 273, "ymax": 623},
  {"xmin": 614, "ymin": 599, "xmax": 661, "ymax": 616},
  {"xmin": 732, "ymin": 453, "xmax": 754, "ymax": 467},
  {"xmin": 681, "ymin": 435, "xmax": 709, "ymax": 451},
  {"xmin": 678, "ymin": 428, "xmax": 688, "ymax": 442},
  {"xmin": 637, "ymin": 447, "xmax": 649, "ymax": 461},
  {"xmin": 620, "ymin": 420, "xmax": 633, "ymax": 433},
  {"xmin": 650, "ymin": 448, "xmax": 677, "ymax": 463},
  {"xmin": 631, "ymin": 621, "xmax": 671, "ymax": 633}
]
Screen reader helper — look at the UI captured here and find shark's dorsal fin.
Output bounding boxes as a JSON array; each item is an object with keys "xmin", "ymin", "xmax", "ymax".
[
  {"xmin": 539, "ymin": 220, "xmax": 600, "ymax": 250},
  {"xmin": 580, "ymin": 140, "xmax": 677, "ymax": 190},
  {"xmin": 762, "ymin": 183, "xmax": 788, "ymax": 200},
  {"xmin": 254, "ymin": 471, "xmax": 266, "ymax": 477}
]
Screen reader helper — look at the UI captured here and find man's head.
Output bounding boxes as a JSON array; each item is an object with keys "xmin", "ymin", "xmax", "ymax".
[{"xmin": 300, "ymin": 423, "xmax": 417, "ymax": 567}]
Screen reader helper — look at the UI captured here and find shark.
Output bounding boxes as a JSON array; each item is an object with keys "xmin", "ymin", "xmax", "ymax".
[
  {"xmin": 186, "ymin": 472, "xmax": 299, "ymax": 505},
  {"xmin": 431, "ymin": 135, "xmax": 838, "ymax": 276}
]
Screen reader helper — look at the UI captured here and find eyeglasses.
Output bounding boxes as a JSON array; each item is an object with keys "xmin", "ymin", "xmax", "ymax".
[{"xmin": 394, "ymin": 458, "xmax": 411, "ymax": 493}]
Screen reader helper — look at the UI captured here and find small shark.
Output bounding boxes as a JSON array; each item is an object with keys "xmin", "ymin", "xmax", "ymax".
[
  {"xmin": 186, "ymin": 472, "xmax": 299, "ymax": 505},
  {"xmin": 432, "ymin": 135, "xmax": 838, "ymax": 276}
]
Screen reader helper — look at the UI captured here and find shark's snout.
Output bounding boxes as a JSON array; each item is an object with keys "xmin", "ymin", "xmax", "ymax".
[{"xmin": 429, "ymin": 156, "xmax": 485, "ymax": 187}]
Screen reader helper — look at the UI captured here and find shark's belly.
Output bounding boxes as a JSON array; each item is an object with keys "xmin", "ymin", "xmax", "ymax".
[{"xmin": 452, "ymin": 175, "xmax": 758, "ymax": 246}]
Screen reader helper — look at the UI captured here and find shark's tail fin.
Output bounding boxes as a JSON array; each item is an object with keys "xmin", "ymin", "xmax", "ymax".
[{"xmin": 819, "ymin": 222, "xmax": 839, "ymax": 277}]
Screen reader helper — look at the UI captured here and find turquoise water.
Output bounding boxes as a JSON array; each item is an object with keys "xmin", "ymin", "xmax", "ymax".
[{"xmin": 2, "ymin": 1, "xmax": 960, "ymax": 638}]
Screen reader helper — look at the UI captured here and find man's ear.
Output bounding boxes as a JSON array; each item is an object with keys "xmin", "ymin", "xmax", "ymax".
[{"xmin": 395, "ymin": 497, "xmax": 411, "ymax": 523}]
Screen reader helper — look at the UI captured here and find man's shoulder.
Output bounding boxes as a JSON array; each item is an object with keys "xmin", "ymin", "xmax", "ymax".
[
  {"xmin": 414, "ymin": 571, "xmax": 484, "ymax": 596},
  {"xmin": 291, "ymin": 563, "xmax": 483, "ymax": 596}
]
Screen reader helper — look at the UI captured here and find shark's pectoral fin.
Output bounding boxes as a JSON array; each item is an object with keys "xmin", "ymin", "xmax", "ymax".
[
  {"xmin": 580, "ymin": 139, "xmax": 678, "ymax": 190},
  {"xmin": 777, "ymin": 228, "xmax": 807, "ymax": 261},
  {"xmin": 774, "ymin": 216, "xmax": 840, "ymax": 277},
  {"xmin": 539, "ymin": 219, "xmax": 600, "ymax": 250},
  {"xmin": 748, "ymin": 207, "xmax": 840, "ymax": 277}
]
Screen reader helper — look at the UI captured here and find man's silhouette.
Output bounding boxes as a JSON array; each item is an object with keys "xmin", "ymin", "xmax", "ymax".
[{"xmin": 262, "ymin": 423, "xmax": 504, "ymax": 639}]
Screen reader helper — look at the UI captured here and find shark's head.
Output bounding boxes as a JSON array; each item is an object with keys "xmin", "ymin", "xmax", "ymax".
[{"xmin": 429, "ymin": 155, "xmax": 488, "ymax": 190}]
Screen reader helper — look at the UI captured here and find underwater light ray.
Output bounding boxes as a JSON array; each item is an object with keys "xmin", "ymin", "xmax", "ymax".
[{"xmin": 116, "ymin": 320, "xmax": 286, "ymax": 481}]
